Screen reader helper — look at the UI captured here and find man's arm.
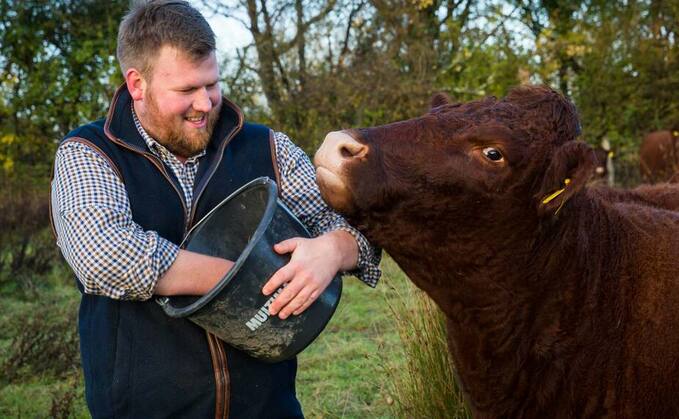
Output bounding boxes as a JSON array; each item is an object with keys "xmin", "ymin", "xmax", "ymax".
[
  {"xmin": 155, "ymin": 249, "xmax": 233, "ymax": 295},
  {"xmin": 52, "ymin": 141, "xmax": 231, "ymax": 299}
]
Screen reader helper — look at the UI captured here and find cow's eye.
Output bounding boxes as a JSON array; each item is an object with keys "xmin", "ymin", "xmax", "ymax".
[{"xmin": 482, "ymin": 147, "xmax": 504, "ymax": 162}]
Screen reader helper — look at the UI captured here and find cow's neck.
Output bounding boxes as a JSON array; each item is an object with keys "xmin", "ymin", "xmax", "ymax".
[
  {"xmin": 378, "ymin": 194, "xmax": 628, "ymax": 417},
  {"xmin": 384, "ymin": 212, "xmax": 542, "ymax": 415}
]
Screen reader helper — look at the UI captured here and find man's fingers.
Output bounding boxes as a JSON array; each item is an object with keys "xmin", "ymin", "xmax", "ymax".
[
  {"xmin": 262, "ymin": 263, "xmax": 294, "ymax": 296},
  {"xmin": 292, "ymin": 290, "xmax": 320, "ymax": 316},
  {"xmin": 274, "ymin": 238, "xmax": 298, "ymax": 255},
  {"xmin": 278, "ymin": 288, "xmax": 314, "ymax": 319},
  {"xmin": 268, "ymin": 278, "xmax": 305, "ymax": 316}
]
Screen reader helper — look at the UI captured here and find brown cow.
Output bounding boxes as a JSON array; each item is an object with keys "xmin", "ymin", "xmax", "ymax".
[
  {"xmin": 314, "ymin": 85, "xmax": 679, "ymax": 418},
  {"xmin": 639, "ymin": 129, "xmax": 679, "ymax": 183}
]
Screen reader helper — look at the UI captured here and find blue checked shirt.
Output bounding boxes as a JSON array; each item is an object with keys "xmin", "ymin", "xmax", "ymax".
[{"xmin": 51, "ymin": 109, "xmax": 381, "ymax": 300}]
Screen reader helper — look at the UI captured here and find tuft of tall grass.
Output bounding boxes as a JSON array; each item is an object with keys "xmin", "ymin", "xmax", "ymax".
[{"xmin": 383, "ymin": 266, "xmax": 470, "ymax": 419}]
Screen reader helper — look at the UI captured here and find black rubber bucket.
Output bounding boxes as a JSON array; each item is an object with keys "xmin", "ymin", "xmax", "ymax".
[{"xmin": 158, "ymin": 177, "xmax": 342, "ymax": 363}]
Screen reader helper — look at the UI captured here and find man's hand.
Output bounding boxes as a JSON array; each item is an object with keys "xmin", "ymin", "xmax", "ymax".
[{"xmin": 262, "ymin": 230, "xmax": 358, "ymax": 319}]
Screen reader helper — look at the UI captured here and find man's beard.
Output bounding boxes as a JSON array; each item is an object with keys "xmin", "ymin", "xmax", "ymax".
[{"xmin": 143, "ymin": 92, "xmax": 222, "ymax": 158}]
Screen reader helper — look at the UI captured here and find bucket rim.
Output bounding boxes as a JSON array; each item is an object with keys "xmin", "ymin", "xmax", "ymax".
[{"xmin": 158, "ymin": 176, "xmax": 278, "ymax": 317}]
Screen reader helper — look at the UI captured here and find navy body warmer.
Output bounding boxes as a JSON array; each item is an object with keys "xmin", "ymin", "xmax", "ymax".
[{"xmin": 59, "ymin": 86, "xmax": 302, "ymax": 419}]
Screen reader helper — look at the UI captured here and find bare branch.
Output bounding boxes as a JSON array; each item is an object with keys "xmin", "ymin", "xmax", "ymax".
[
  {"xmin": 443, "ymin": 0, "xmax": 466, "ymax": 24},
  {"xmin": 223, "ymin": 45, "xmax": 254, "ymax": 83},
  {"xmin": 295, "ymin": 0, "xmax": 307, "ymax": 88},
  {"xmin": 278, "ymin": 0, "xmax": 337, "ymax": 54},
  {"xmin": 272, "ymin": 1, "xmax": 294, "ymax": 23},
  {"xmin": 245, "ymin": 0, "xmax": 261, "ymax": 36},
  {"xmin": 339, "ymin": 0, "xmax": 366, "ymax": 63}
]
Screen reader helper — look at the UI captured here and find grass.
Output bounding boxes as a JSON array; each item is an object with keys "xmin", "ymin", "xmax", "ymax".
[
  {"xmin": 298, "ymin": 256, "xmax": 469, "ymax": 418},
  {"xmin": 1, "ymin": 257, "xmax": 464, "ymax": 418},
  {"xmin": 1, "ymin": 376, "xmax": 87, "ymax": 419},
  {"xmin": 297, "ymin": 259, "xmax": 407, "ymax": 418},
  {"xmin": 0, "ymin": 265, "xmax": 86, "ymax": 418}
]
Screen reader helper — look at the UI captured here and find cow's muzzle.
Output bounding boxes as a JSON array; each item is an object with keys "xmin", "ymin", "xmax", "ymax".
[
  {"xmin": 313, "ymin": 131, "xmax": 367, "ymax": 214},
  {"xmin": 314, "ymin": 130, "xmax": 367, "ymax": 169}
]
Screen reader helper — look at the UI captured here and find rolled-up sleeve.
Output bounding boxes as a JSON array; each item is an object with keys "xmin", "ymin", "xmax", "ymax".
[
  {"xmin": 273, "ymin": 131, "xmax": 382, "ymax": 287},
  {"xmin": 51, "ymin": 141, "xmax": 179, "ymax": 300}
]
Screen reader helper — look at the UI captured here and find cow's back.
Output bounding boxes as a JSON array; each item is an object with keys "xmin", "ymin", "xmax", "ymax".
[
  {"xmin": 639, "ymin": 130, "xmax": 678, "ymax": 183},
  {"xmin": 615, "ymin": 202, "xmax": 679, "ymax": 417}
]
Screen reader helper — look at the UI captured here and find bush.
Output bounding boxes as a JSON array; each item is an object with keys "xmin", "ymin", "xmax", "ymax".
[
  {"xmin": 0, "ymin": 179, "xmax": 61, "ymax": 295},
  {"xmin": 49, "ymin": 375, "xmax": 81, "ymax": 419},
  {"xmin": 0, "ymin": 294, "xmax": 80, "ymax": 385},
  {"xmin": 0, "ymin": 257, "xmax": 84, "ymax": 418}
]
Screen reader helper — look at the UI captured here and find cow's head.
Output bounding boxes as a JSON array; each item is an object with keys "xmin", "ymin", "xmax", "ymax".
[{"xmin": 314, "ymin": 85, "xmax": 597, "ymax": 246}]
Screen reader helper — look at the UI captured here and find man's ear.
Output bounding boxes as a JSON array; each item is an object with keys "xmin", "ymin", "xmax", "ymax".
[
  {"xmin": 124, "ymin": 68, "xmax": 146, "ymax": 101},
  {"xmin": 535, "ymin": 141, "xmax": 597, "ymax": 216}
]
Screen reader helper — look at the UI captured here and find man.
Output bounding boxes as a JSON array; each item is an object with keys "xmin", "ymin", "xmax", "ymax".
[{"xmin": 50, "ymin": 1, "xmax": 380, "ymax": 418}]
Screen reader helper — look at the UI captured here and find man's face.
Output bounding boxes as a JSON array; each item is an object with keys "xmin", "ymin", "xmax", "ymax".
[{"xmin": 137, "ymin": 45, "xmax": 222, "ymax": 158}]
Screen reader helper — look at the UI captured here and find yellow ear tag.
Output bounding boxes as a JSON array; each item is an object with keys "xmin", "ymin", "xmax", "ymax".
[
  {"xmin": 542, "ymin": 178, "xmax": 571, "ymax": 205},
  {"xmin": 607, "ymin": 151, "xmax": 614, "ymax": 158},
  {"xmin": 673, "ymin": 131, "xmax": 679, "ymax": 137}
]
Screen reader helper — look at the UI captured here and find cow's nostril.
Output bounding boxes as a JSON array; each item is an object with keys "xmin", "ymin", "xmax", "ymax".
[
  {"xmin": 339, "ymin": 142, "xmax": 366, "ymax": 159},
  {"xmin": 340, "ymin": 146, "xmax": 353, "ymax": 158}
]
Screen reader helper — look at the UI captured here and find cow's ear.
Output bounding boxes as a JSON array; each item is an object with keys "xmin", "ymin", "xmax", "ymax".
[
  {"xmin": 430, "ymin": 92, "xmax": 452, "ymax": 109},
  {"xmin": 506, "ymin": 85, "xmax": 581, "ymax": 144},
  {"xmin": 535, "ymin": 141, "xmax": 597, "ymax": 217}
]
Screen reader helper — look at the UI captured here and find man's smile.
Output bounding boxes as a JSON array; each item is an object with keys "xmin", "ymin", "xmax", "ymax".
[{"xmin": 185, "ymin": 113, "xmax": 207, "ymax": 128}]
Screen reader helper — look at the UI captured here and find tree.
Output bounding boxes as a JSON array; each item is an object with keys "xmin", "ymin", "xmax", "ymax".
[
  {"xmin": 0, "ymin": 0, "xmax": 127, "ymax": 180},
  {"xmin": 570, "ymin": 1, "xmax": 679, "ymax": 158},
  {"xmin": 203, "ymin": 0, "xmax": 526, "ymax": 151}
]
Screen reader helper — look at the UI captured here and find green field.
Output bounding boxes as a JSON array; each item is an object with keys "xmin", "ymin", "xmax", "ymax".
[
  {"xmin": 0, "ymin": 257, "xmax": 436, "ymax": 418},
  {"xmin": 297, "ymin": 257, "xmax": 409, "ymax": 418}
]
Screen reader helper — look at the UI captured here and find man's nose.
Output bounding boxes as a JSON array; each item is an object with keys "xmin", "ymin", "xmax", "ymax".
[{"xmin": 193, "ymin": 88, "xmax": 213, "ymax": 113}]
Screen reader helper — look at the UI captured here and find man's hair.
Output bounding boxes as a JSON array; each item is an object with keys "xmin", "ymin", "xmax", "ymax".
[{"xmin": 117, "ymin": 0, "xmax": 216, "ymax": 77}]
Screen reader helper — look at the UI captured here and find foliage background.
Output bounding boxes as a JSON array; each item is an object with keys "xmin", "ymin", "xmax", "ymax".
[
  {"xmin": 1, "ymin": 0, "xmax": 678, "ymax": 417},
  {"xmin": 3, "ymin": 0, "xmax": 678, "ymax": 178}
]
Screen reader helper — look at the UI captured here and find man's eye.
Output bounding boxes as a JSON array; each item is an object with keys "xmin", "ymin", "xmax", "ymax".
[{"xmin": 482, "ymin": 147, "xmax": 504, "ymax": 162}]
